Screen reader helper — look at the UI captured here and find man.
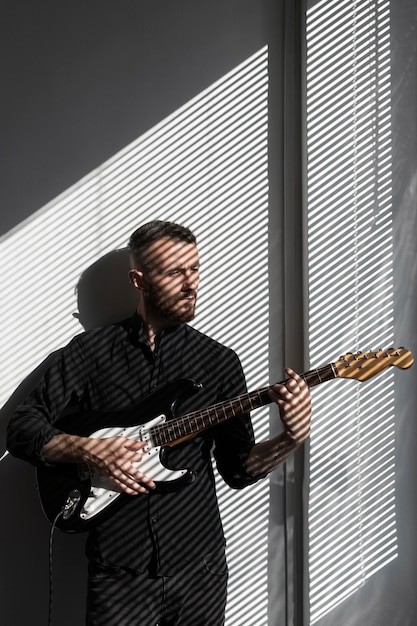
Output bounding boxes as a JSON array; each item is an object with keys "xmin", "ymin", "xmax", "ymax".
[{"xmin": 7, "ymin": 220, "xmax": 311, "ymax": 625}]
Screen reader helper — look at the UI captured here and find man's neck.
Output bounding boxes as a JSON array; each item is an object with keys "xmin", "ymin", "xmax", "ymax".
[
  {"xmin": 145, "ymin": 324, "xmax": 158, "ymax": 352},
  {"xmin": 137, "ymin": 307, "xmax": 174, "ymax": 352}
]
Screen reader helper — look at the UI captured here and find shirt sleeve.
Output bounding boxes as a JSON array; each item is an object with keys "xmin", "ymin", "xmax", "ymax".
[
  {"xmin": 6, "ymin": 335, "xmax": 88, "ymax": 467},
  {"xmin": 211, "ymin": 347, "xmax": 262, "ymax": 489}
]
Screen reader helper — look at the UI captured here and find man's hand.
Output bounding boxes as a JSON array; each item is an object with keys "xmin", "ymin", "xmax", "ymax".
[
  {"xmin": 83, "ymin": 436, "xmax": 157, "ymax": 495},
  {"xmin": 268, "ymin": 367, "xmax": 311, "ymax": 445},
  {"xmin": 42, "ymin": 433, "xmax": 156, "ymax": 495},
  {"xmin": 246, "ymin": 367, "xmax": 311, "ymax": 476}
]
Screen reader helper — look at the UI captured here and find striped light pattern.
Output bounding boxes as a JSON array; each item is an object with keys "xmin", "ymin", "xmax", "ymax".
[
  {"xmin": 305, "ymin": 1, "xmax": 395, "ymax": 623},
  {"xmin": 0, "ymin": 48, "xmax": 271, "ymax": 624}
]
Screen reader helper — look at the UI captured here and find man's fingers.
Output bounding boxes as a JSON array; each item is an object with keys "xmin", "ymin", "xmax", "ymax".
[
  {"xmin": 123, "ymin": 439, "xmax": 148, "ymax": 452},
  {"xmin": 90, "ymin": 436, "xmax": 156, "ymax": 494},
  {"xmin": 268, "ymin": 367, "xmax": 312, "ymax": 445}
]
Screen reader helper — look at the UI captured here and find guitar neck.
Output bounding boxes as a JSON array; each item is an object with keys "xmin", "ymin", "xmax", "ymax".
[{"xmin": 151, "ymin": 363, "xmax": 337, "ymax": 447}]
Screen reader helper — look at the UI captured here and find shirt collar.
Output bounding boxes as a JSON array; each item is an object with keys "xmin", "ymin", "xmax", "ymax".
[{"xmin": 129, "ymin": 311, "xmax": 185, "ymax": 347}]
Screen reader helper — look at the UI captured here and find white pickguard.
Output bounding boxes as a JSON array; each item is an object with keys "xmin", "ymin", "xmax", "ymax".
[{"xmin": 78, "ymin": 413, "xmax": 188, "ymax": 521}]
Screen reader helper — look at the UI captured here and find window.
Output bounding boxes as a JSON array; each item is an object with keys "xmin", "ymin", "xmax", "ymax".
[{"xmin": 305, "ymin": 1, "xmax": 396, "ymax": 622}]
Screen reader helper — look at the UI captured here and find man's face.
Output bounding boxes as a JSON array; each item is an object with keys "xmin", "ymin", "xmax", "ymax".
[{"xmin": 141, "ymin": 237, "xmax": 200, "ymax": 324}]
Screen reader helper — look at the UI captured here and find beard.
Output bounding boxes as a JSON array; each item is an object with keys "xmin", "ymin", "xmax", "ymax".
[{"xmin": 147, "ymin": 284, "xmax": 197, "ymax": 324}]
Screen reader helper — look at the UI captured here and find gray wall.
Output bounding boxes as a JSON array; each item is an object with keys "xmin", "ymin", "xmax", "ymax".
[
  {"xmin": 1, "ymin": 0, "xmax": 278, "ymax": 235},
  {"xmin": 0, "ymin": 2, "xmax": 291, "ymax": 625}
]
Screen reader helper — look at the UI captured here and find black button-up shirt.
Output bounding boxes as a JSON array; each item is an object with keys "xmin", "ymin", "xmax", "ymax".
[{"xmin": 7, "ymin": 314, "xmax": 259, "ymax": 573}]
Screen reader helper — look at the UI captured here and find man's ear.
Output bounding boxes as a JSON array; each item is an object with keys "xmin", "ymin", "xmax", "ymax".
[{"xmin": 128, "ymin": 268, "xmax": 146, "ymax": 291}]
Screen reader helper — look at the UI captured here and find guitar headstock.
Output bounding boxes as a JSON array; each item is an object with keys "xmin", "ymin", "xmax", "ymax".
[{"xmin": 334, "ymin": 348, "xmax": 414, "ymax": 382}]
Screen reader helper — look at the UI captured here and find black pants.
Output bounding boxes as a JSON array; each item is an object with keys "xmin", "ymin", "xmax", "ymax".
[{"xmin": 86, "ymin": 552, "xmax": 228, "ymax": 626}]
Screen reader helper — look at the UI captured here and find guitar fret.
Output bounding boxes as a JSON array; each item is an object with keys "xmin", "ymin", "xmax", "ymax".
[
  {"xmin": 302, "ymin": 365, "xmax": 335, "ymax": 387},
  {"xmin": 207, "ymin": 407, "xmax": 215, "ymax": 425}
]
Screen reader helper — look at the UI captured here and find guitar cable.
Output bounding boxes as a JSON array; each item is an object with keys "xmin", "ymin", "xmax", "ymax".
[
  {"xmin": 48, "ymin": 511, "xmax": 62, "ymax": 626},
  {"xmin": 47, "ymin": 492, "xmax": 81, "ymax": 626}
]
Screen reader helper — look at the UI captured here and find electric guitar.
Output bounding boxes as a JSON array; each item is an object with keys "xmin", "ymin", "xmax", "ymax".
[{"xmin": 36, "ymin": 348, "xmax": 413, "ymax": 532}]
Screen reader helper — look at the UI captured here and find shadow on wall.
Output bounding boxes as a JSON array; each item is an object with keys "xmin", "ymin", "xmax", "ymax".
[
  {"xmin": 74, "ymin": 247, "xmax": 138, "ymax": 331},
  {"xmin": 0, "ymin": 248, "xmax": 137, "ymax": 626}
]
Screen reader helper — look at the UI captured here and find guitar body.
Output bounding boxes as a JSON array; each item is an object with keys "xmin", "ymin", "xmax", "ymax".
[{"xmin": 36, "ymin": 378, "xmax": 201, "ymax": 532}]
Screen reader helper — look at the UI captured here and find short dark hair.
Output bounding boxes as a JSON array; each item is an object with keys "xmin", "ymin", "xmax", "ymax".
[{"xmin": 128, "ymin": 220, "xmax": 197, "ymax": 268}]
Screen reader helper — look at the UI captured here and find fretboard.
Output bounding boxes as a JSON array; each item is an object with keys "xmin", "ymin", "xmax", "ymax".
[{"xmin": 150, "ymin": 362, "xmax": 337, "ymax": 447}]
